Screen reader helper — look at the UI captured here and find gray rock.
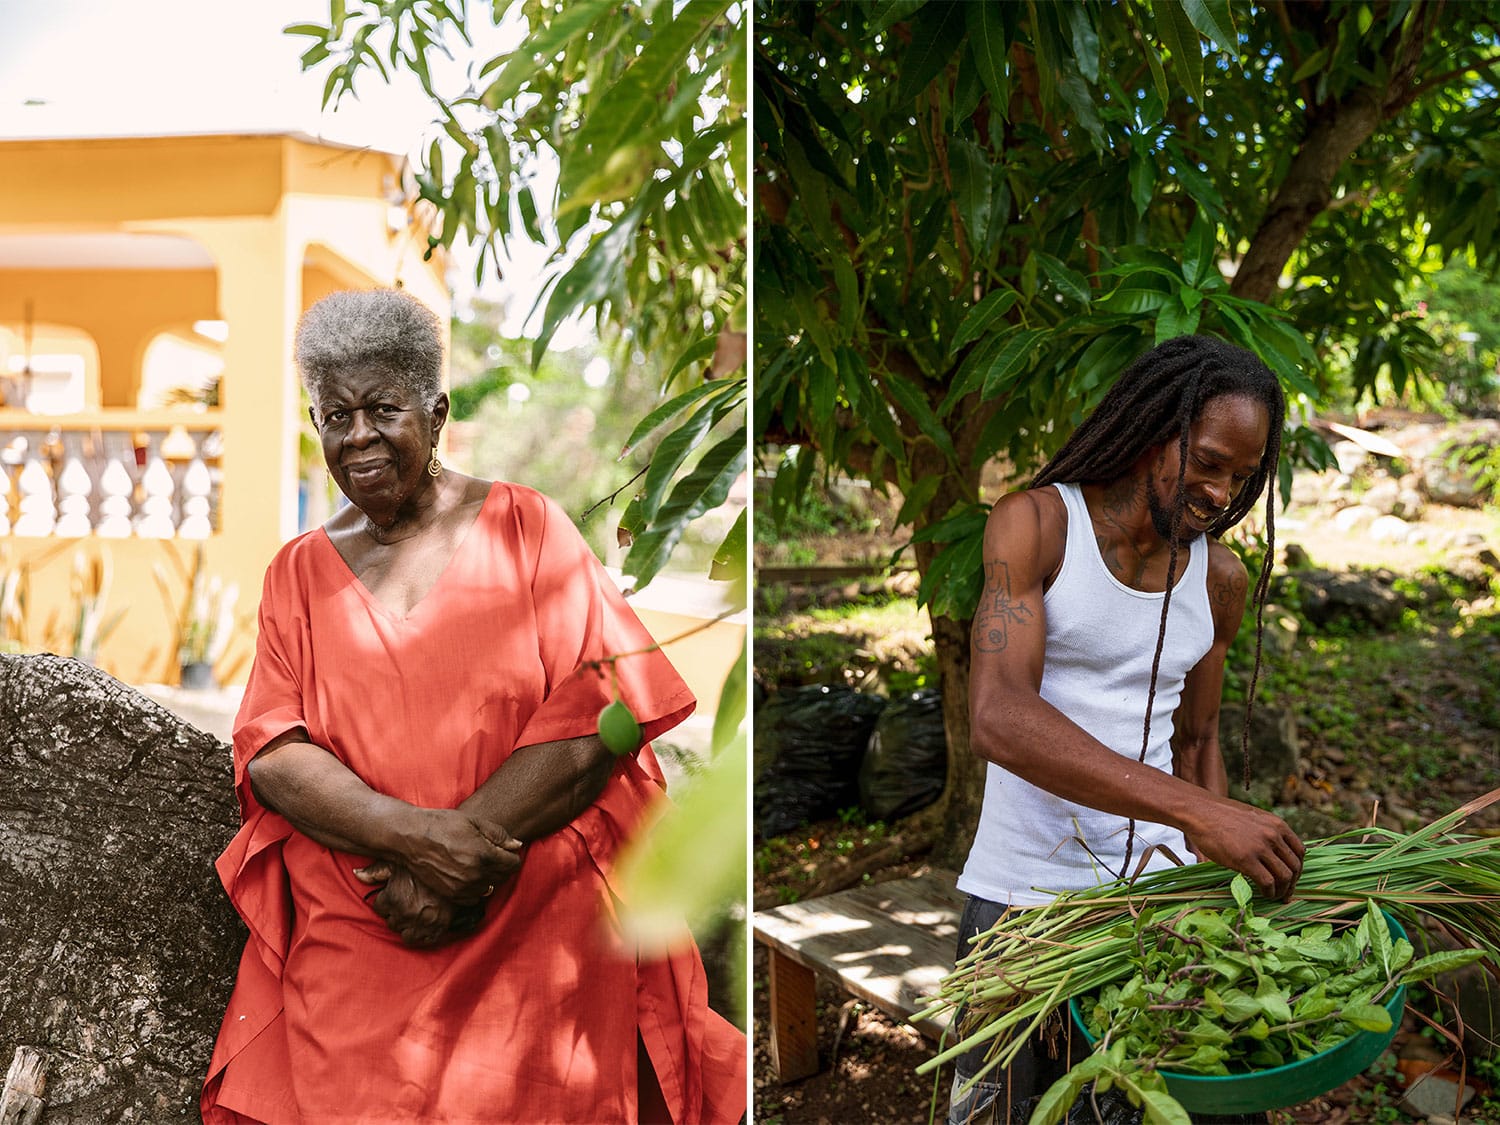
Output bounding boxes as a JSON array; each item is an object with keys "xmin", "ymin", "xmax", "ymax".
[
  {"xmin": 1289, "ymin": 473, "xmax": 1330, "ymax": 507},
  {"xmin": 1369, "ymin": 514, "xmax": 1412, "ymax": 544},
  {"xmin": 1361, "ymin": 478, "xmax": 1400, "ymax": 515},
  {"xmin": 1275, "ymin": 567, "xmax": 1407, "ymax": 630},
  {"xmin": 1419, "ymin": 419, "xmax": 1500, "ymax": 508},
  {"xmin": 1392, "ymin": 488, "xmax": 1426, "ymax": 520},
  {"xmin": 1331, "ymin": 440, "xmax": 1369, "ymax": 476},
  {"xmin": 1331, "ymin": 504, "xmax": 1379, "ymax": 534},
  {"xmin": 0, "ymin": 654, "xmax": 242, "ymax": 1124},
  {"xmin": 1219, "ymin": 703, "xmax": 1299, "ymax": 795}
]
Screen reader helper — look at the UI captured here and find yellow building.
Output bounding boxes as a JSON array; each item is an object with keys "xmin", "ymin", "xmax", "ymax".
[{"xmin": 0, "ymin": 130, "xmax": 451, "ymax": 685}]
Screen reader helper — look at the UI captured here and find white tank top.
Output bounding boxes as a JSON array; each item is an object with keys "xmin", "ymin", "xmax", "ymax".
[{"xmin": 957, "ymin": 481, "xmax": 1214, "ymax": 906}]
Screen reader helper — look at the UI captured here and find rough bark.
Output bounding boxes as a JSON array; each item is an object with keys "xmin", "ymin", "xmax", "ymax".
[
  {"xmin": 1230, "ymin": 11, "xmax": 1435, "ymax": 304},
  {"xmin": 0, "ymin": 654, "xmax": 242, "ymax": 1124},
  {"xmin": 904, "ymin": 449, "xmax": 983, "ymax": 872}
]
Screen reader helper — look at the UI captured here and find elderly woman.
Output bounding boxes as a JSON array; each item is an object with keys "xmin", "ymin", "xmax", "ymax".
[{"xmin": 201, "ymin": 289, "xmax": 745, "ymax": 1124}]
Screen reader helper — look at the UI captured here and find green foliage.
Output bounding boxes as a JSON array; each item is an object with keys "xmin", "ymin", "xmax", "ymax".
[
  {"xmin": 1441, "ymin": 436, "xmax": 1500, "ymax": 500},
  {"xmin": 1046, "ymin": 899, "xmax": 1482, "ymax": 1124},
  {"xmin": 294, "ymin": 0, "xmax": 747, "ymax": 593},
  {"xmin": 756, "ymin": 0, "xmax": 1500, "ymax": 626}
]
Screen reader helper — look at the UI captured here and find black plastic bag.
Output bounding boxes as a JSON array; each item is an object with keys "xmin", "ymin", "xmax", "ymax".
[
  {"xmin": 753, "ymin": 685, "xmax": 886, "ymax": 839},
  {"xmin": 858, "ymin": 689, "xmax": 947, "ymax": 822}
]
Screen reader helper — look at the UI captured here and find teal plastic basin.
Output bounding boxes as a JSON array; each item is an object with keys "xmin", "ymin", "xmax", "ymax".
[{"xmin": 1069, "ymin": 912, "xmax": 1408, "ymax": 1115}]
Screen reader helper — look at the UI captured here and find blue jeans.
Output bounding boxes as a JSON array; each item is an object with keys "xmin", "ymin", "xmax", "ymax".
[{"xmin": 946, "ymin": 895, "xmax": 1098, "ymax": 1125}]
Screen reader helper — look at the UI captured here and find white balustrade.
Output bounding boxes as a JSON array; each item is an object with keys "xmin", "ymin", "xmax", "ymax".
[
  {"xmin": 134, "ymin": 456, "xmax": 177, "ymax": 539},
  {"xmin": 54, "ymin": 457, "xmax": 94, "ymax": 537},
  {"xmin": 13, "ymin": 457, "xmax": 56, "ymax": 536},
  {"xmin": 0, "ymin": 420, "xmax": 224, "ymax": 540},
  {"xmin": 96, "ymin": 460, "xmax": 134, "ymax": 538},
  {"xmin": 179, "ymin": 457, "xmax": 214, "ymax": 539}
]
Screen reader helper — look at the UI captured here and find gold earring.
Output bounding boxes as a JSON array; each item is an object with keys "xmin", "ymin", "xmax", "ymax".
[{"xmin": 427, "ymin": 450, "xmax": 442, "ymax": 477}]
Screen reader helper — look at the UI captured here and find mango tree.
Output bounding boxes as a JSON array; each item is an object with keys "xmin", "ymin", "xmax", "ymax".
[{"xmin": 755, "ymin": 0, "xmax": 1500, "ymax": 863}]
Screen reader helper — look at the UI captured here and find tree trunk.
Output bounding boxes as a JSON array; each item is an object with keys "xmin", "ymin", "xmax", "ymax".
[
  {"xmin": 906, "ymin": 457, "xmax": 983, "ymax": 872},
  {"xmin": 0, "ymin": 654, "xmax": 243, "ymax": 1124},
  {"xmin": 1231, "ymin": 13, "xmax": 1434, "ymax": 303},
  {"xmin": 927, "ymin": 610, "xmax": 977, "ymax": 871},
  {"xmin": 1230, "ymin": 92, "xmax": 1386, "ymax": 303}
]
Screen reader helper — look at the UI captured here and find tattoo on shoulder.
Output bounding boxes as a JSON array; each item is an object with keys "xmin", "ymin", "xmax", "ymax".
[
  {"xmin": 1209, "ymin": 565, "xmax": 1248, "ymax": 612},
  {"xmin": 975, "ymin": 559, "xmax": 1035, "ymax": 653}
]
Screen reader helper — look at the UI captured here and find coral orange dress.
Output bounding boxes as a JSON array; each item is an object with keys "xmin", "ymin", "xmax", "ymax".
[{"xmin": 202, "ymin": 482, "xmax": 746, "ymax": 1124}]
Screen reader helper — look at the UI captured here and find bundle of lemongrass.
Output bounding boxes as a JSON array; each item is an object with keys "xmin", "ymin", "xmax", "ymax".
[{"xmin": 915, "ymin": 789, "xmax": 1500, "ymax": 1094}]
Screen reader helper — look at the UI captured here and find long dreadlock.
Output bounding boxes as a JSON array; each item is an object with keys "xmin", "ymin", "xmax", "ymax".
[{"xmin": 1030, "ymin": 335, "xmax": 1286, "ymax": 879}]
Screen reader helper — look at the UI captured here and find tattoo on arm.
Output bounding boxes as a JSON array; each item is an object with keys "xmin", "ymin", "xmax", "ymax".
[
  {"xmin": 975, "ymin": 559, "xmax": 1035, "ymax": 653},
  {"xmin": 1210, "ymin": 568, "xmax": 1247, "ymax": 613}
]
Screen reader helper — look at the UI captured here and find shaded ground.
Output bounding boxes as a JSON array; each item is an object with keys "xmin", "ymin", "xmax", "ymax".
[{"xmin": 753, "ymin": 459, "xmax": 1500, "ymax": 1123}]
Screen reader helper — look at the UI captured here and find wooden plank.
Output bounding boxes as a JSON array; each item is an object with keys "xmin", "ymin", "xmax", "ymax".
[
  {"xmin": 0, "ymin": 1046, "xmax": 47, "ymax": 1125},
  {"xmin": 754, "ymin": 870, "xmax": 965, "ymax": 1040},
  {"xmin": 767, "ymin": 948, "xmax": 820, "ymax": 1082}
]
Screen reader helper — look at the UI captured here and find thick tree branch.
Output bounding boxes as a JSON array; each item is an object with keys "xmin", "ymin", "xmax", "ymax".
[{"xmin": 1231, "ymin": 7, "xmax": 1436, "ymax": 303}]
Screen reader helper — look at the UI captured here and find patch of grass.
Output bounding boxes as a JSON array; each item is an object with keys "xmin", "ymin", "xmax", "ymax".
[
  {"xmin": 755, "ymin": 594, "xmax": 935, "ymax": 689},
  {"xmin": 755, "ymin": 815, "xmax": 893, "ymax": 906},
  {"xmin": 1226, "ymin": 590, "xmax": 1500, "ymax": 806}
]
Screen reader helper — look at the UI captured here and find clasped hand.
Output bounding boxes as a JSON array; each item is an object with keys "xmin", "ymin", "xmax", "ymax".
[{"xmin": 355, "ymin": 809, "xmax": 522, "ymax": 947}]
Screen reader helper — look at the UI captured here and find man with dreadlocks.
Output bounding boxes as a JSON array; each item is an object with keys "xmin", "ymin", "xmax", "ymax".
[{"xmin": 947, "ymin": 335, "xmax": 1306, "ymax": 1125}]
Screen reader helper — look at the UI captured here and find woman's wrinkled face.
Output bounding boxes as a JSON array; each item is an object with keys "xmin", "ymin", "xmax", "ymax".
[{"xmin": 311, "ymin": 367, "xmax": 448, "ymax": 523}]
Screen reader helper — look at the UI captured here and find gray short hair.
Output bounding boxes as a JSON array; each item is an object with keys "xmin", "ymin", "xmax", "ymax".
[{"xmin": 294, "ymin": 289, "xmax": 445, "ymax": 415}]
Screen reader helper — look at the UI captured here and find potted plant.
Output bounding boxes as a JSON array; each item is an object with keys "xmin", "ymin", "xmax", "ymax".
[{"xmin": 153, "ymin": 544, "xmax": 240, "ymax": 690}]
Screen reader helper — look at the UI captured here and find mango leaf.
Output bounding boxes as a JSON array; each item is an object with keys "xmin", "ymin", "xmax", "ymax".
[
  {"xmin": 965, "ymin": 0, "xmax": 1011, "ymax": 108},
  {"xmin": 896, "ymin": 474, "xmax": 944, "ymax": 526},
  {"xmin": 982, "ymin": 328, "xmax": 1048, "ymax": 400},
  {"xmin": 625, "ymin": 426, "xmax": 747, "ymax": 587},
  {"xmin": 894, "ymin": 0, "xmax": 966, "ymax": 106},
  {"xmin": 711, "ymin": 641, "xmax": 747, "ymax": 756},
  {"xmin": 615, "ymin": 732, "xmax": 747, "ymax": 948},
  {"xmin": 915, "ymin": 518, "xmax": 988, "ymax": 618},
  {"xmin": 1155, "ymin": 0, "xmax": 1205, "ymax": 104},
  {"xmin": 868, "ymin": 0, "xmax": 928, "ymax": 36},
  {"xmin": 950, "ymin": 289, "xmax": 1020, "ymax": 355},
  {"xmin": 532, "ymin": 187, "xmax": 656, "ymax": 366},
  {"xmin": 940, "ymin": 332, "xmax": 1004, "ymax": 416},
  {"xmin": 846, "ymin": 352, "xmax": 906, "ymax": 460},
  {"xmin": 1399, "ymin": 947, "xmax": 1487, "ymax": 984},
  {"xmin": 883, "ymin": 372, "xmax": 957, "ymax": 466},
  {"xmin": 1182, "ymin": 213, "xmax": 1217, "ymax": 289},
  {"xmin": 1155, "ymin": 301, "xmax": 1201, "ymax": 344},
  {"xmin": 710, "ymin": 507, "xmax": 748, "ymax": 603},
  {"xmin": 1034, "ymin": 252, "xmax": 1092, "ymax": 305},
  {"xmin": 1181, "ymin": 0, "xmax": 1238, "ymax": 56},
  {"xmin": 561, "ymin": 0, "xmax": 729, "ymax": 198},
  {"xmin": 1074, "ymin": 327, "xmax": 1144, "ymax": 393},
  {"xmin": 1064, "ymin": 2, "xmax": 1101, "ymax": 84},
  {"xmin": 636, "ymin": 399, "xmax": 721, "ymax": 522},
  {"xmin": 1098, "ymin": 277, "xmax": 1173, "ymax": 316},
  {"xmin": 620, "ymin": 379, "xmax": 740, "ymax": 457}
]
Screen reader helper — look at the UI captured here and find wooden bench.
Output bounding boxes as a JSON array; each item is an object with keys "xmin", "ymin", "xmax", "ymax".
[{"xmin": 753, "ymin": 867, "xmax": 965, "ymax": 1081}]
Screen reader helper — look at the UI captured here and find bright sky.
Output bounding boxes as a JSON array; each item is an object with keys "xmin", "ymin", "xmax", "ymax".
[
  {"xmin": 0, "ymin": 0, "xmax": 449, "ymax": 150},
  {"xmin": 0, "ymin": 0, "xmax": 556, "ymax": 319}
]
